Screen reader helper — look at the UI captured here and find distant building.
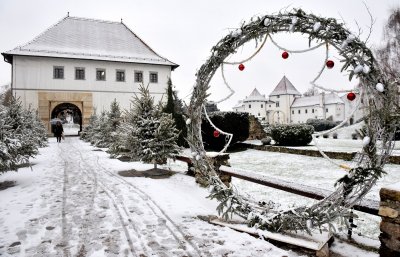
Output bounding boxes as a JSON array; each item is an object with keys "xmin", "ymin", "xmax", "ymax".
[
  {"xmin": 232, "ymin": 88, "xmax": 272, "ymax": 119},
  {"xmin": 233, "ymin": 76, "xmax": 362, "ymax": 125},
  {"xmin": 268, "ymin": 76, "xmax": 302, "ymax": 124},
  {"xmin": 2, "ymin": 15, "xmax": 178, "ymax": 132},
  {"xmin": 291, "ymin": 92, "xmax": 345, "ymax": 123}
]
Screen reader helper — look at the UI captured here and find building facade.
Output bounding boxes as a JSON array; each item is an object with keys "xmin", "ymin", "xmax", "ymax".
[
  {"xmin": 2, "ymin": 16, "xmax": 178, "ymax": 132},
  {"xmin": 233, "ymin": 76, "xmax": 359, "ymax": 125}
]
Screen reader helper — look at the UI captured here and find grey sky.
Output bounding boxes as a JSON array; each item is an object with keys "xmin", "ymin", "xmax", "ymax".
[{"xmin": 0, "ymin": 0, "xmax": 398, "ymax": 110}]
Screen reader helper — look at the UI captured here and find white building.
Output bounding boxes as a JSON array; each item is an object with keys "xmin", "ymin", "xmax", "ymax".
[
  {"xmin": 267, "ymin": 76, "xmax": 301, "ymax": 124},
  {"xmin": 233, "ymin": 76, "xmax": 360, "ymax": 125},
  {"xmin": 291, "ymin": 93, "xmax": 345, "ymax": 123},
  {"xmin": 232, "ymin": 88, "xmax": 272, "ymax": 119},
  {"xmin": 2, "ymin": 15, "xmax": 178, "ymax": 132}
]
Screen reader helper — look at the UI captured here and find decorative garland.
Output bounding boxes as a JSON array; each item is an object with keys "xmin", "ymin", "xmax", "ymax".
[{"xmin": 187, "ymin": 8, "xmax": 399, "ymax": 234}]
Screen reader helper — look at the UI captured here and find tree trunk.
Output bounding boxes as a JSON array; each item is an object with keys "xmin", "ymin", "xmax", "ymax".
[{"xmin": 154, "ymin": 163, "xmax": 157, "ymax": 169}]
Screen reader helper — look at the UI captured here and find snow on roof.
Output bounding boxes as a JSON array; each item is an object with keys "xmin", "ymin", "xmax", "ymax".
[
  {"xmin": 3, "ymin": 16, "xmax": 178, "ymax": 69},
  {"xmin": 269, "ymin": 76, "xmax": 301, "ymax": 96},
  {"xmin": 243, "ymin": 88, "xmax": 268, "ymax": 102},
  {"xmin": 291, "ymin": 92, "xmax": 345, "ymax": 108}
]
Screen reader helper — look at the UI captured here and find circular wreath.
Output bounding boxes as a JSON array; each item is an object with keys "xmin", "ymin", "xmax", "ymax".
[{"xmin": 187, "ymin": 9, "xmax": 399, "ymax": 233}]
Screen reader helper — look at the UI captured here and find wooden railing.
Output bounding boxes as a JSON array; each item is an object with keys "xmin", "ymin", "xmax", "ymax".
[
  {"xmin": 175, "ymin": 155, "xmax": 379, "ymax": 216},
  {"xmin": 219, "ymin": 165, "xmax": 379, "ymax": 216}
]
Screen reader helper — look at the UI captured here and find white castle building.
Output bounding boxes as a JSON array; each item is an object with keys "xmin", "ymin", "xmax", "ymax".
[
  {"xmin": 233, "ymin": 76, "xmax": 363, "ymax": 124},
  {"xmin": 2, "ymin": 15, "xmax": 178, "ymax": 132}
]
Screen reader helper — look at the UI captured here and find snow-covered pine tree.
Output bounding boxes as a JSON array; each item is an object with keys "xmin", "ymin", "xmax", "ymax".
[
  {"xmin": 90, "ymin": 111, "xmax": 108, "ymax": 147},
  {"xmin": 80, "ymin": 111, "xmax": 98, "ymax": 141},
  {"xmin": 33, "ymin": 110, "xmax": 48, "ymax": 148},
  {"xmin": 107, "ymin": 103, "xmax": 140, "ymax": 161},
  {"xmin": 0, "ymin": 97, "xmax": 43, "ymax": 172},
  {"xmin": 133, "ymin": 85, "xmax": 180, "ymax": 169},
  {"xmin": 22, "ymin": 107, "xmax": 48, "ymax": 148},
  {"xmin": 0, "ymin": 103, "xmax": 20, "ymax": 172},
  {"xmin": 98, "ymin": 99, "xmax": 122, "ymax": 148}
]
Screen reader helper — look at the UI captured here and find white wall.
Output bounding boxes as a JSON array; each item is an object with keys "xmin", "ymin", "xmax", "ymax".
[
  {"xmin": 242, "ymin": 101, "xmax": 267, "ymax": 118},
  {"xmin": 267, "ymin": 94, "xmax": 297, "ymax": 124},
  {"xmin": 12, "ymin": 56, "xmax": 172, "ymax": 112},
  {"xmin": 291, "ymin": 103, "xmax": 345, "ymax": 123}
]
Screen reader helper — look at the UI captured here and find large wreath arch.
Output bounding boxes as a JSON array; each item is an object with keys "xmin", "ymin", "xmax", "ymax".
[{"xmin": 186, "ymin": 9, "xmax": 399, "ymax": 233}]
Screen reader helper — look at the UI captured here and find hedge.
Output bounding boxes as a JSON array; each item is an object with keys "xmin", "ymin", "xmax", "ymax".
[
  {"xmin": 201, "ymin": 112, "xmax": 249, "ymax": 151},
  {"xmin": 271, "ymin": 124, "xmax": 314, "ymax": 146}
]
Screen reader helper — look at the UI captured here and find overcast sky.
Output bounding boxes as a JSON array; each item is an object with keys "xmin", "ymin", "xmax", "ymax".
[{"xmin": 0, "ymin": 0, "xmax": 398, "ymax": 110}]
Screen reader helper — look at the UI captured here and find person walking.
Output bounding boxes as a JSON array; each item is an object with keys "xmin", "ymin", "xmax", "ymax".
[{"xmin": 54, "ymin": 121, "xmax": 64, "ymax": 143}]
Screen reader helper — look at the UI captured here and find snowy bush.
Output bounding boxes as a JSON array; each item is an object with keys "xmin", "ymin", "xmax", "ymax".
[
  {"xmin": 201, "ymin": 112, "xmax": 249, "ymax": 151},
  {"xmin": 270, "ymin": 124, "xmax": 314, "ymax": 146},
  {"xmin": 306, "ymin": 118, "xmax": 338, "ymax": 132}
]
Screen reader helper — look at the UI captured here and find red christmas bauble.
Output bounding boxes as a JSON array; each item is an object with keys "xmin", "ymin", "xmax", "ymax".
[
  {"xmin": 347, "ymin": 92, "xmax": 356, "ymax": 101},
  {"xmin": 282, "ymin": 51, "xmax": 289, "ymax": 59},
  {"xmin": 238, "ymin": 63, "xmax": 245, "ymax": 71},
  {"xmin": 326, "ymin": 60, "xmax": 334, "ymax": 69},
  {"xmin": 213, "ymin": 130, "xmax": 220, "ymax": 138}
]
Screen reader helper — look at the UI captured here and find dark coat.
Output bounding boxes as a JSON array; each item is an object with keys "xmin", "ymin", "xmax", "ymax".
[{"xmin": 53, "ymin": 124, "xmax": 64, "ymax": 137}]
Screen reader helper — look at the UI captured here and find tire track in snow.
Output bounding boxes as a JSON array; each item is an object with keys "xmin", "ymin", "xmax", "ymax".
[
  {"xmin": 68, "ymin": 140, "xmax": 145, "ymax": 256},
  {"xmin": 70, "ymin": 139, "xmax": 205, "ymax": 257},
  {"xmin": 58, "ymin": 143, "xmax": 72, "ymax": 257}
]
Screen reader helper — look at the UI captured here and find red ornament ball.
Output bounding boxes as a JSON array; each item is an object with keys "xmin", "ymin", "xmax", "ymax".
[
  {"xmin": 238, "ymin": 63, "xmax": 245, "ymax": 71},
  {"xmin": 326, "ymin": 60, "xmax": 335, "ymax": 69},
  {"xmin": 213, "ymin": 130, "xmax": 220, "ymax": 138},
  {"xmin": 282, "ymin": 51, "xmax": 289, "ymax": 59},
  {"xmin": 347, "ymin": 92, "xmax": 356, "ymax": 101}
]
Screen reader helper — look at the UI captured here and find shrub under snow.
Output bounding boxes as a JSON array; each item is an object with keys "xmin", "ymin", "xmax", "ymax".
[{"xmin": 270, "ymin": 124, "xmax": 314, "ymax": 146}]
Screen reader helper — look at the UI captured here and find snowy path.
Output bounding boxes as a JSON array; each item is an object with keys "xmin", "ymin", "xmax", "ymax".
[{"xmin": 0, "ymin": 137, "xmax": 295, "ymax": 257}]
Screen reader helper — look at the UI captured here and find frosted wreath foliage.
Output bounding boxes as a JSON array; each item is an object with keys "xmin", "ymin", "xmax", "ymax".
[{"xmin": 187, "ymin": 9, "xmax": 399, "ymax": 233}]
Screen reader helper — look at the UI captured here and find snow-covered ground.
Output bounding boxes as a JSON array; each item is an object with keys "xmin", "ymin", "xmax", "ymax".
[
  {"xmin": 228, "ymin": 149, "xmax": 400, "ymax": 239},
  {"xmin": 0, "ymin": 137, "xmax": 298, "ymax": 257},
  {"xmin": 0, "ymin": 137, "xmax": 390, "ymax": 256},
  {"xmin": 287, "ymin": 138, "xmax": 400, "ymax": 156}
]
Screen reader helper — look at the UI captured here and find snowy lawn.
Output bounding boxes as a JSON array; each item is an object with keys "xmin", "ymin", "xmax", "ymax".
[
  {"xmin": 0, "ymin": 137, "xmax": 298, "ymax": 257},
  {"xmin": 228, "ymin": 149, "xmax": 400, "ymax": 239},
  {"xmin": 245, "ymin": 137, "xmax": 400, "ymax": 155},
  {"xmin": 287, "ymin": 138, "xmax": 400, "ymax": 155}
]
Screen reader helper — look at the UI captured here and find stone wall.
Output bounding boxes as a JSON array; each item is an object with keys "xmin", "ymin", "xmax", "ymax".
[
  {"xmin": 247, "ymin": 115, "xmax": 267, "ymax": 140},
  {"xmin": 379, "ymin": 182, "xmax": 400, "ymax": 256}
]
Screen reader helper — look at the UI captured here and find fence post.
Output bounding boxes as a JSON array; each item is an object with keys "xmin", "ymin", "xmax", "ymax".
[{"xmin": 379, "ymin": 182, "xmax": 400, "ymax": 257}]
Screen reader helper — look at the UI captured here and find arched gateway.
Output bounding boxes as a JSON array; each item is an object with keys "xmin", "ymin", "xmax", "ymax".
[{"xmin": 51, "ymin": 102, "xmax": 82, "ymax": 135}]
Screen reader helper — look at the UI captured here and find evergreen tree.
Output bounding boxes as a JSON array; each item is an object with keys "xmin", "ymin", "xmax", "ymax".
[
  {"xmin": 129, "ymin": 84, "xmax": 180, "ymax": 168},
  {"xmin": 90, "ymin": 111, "xmax": 108, "ymax": 147},
  {"xmin": 0, "ymin": 97, "xmax": 46, "ymax": 173},
  {"xmin": 80, "ymin": 111, "xmax": 98, "ymax": 141},
  {"xmin": 99, "ymin": 99, "xmax": 122, "ymax": 148},
  {"xmin": 162, "ymin": 78, "xmax": 188, "ymax": 147}
]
